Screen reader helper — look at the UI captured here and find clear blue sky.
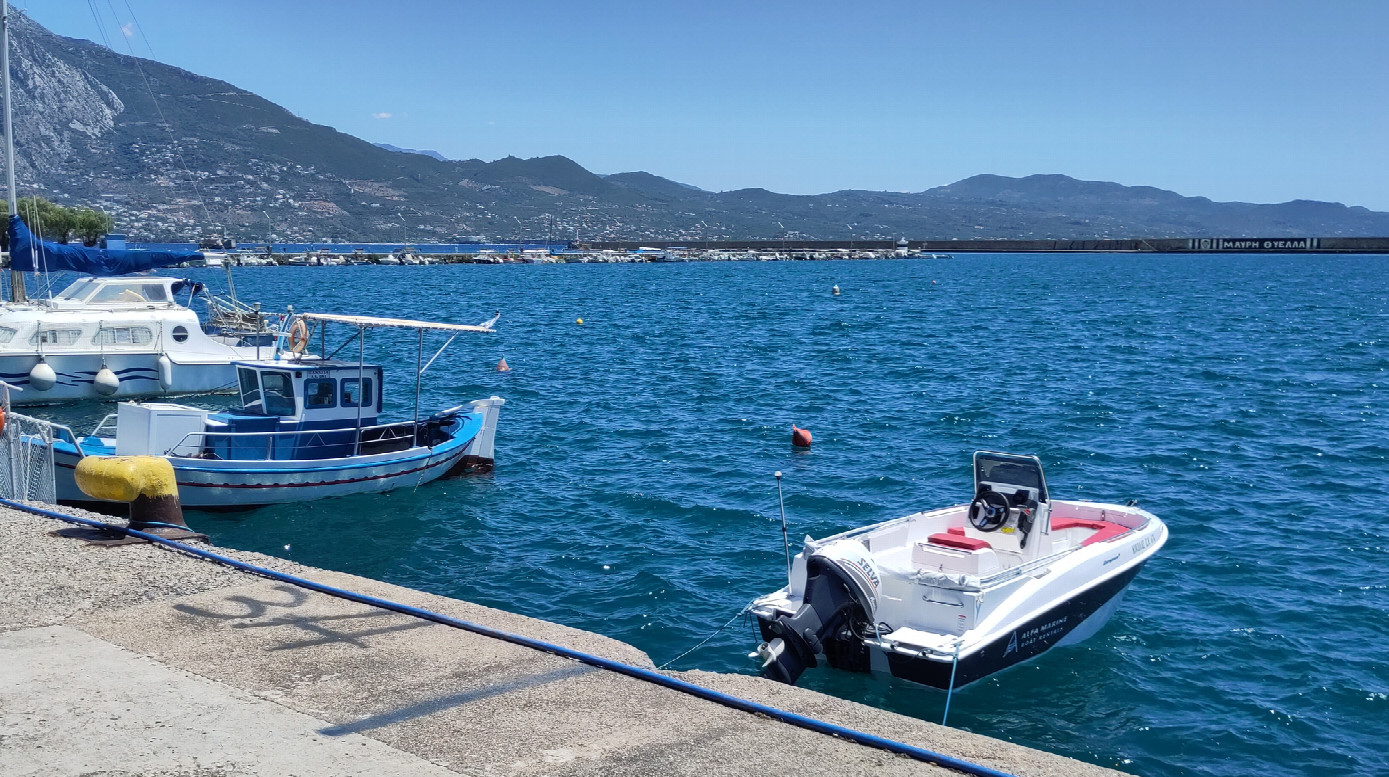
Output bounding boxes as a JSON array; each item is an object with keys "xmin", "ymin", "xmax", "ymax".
[{"xmin": 19, "ymin": 0, "xmax": 1389, "ymax": 209}]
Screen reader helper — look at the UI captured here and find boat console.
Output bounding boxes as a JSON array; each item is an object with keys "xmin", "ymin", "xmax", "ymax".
[{"xmin": 963, "ymin": 452, "xmax": 1052, "ymax": 556}]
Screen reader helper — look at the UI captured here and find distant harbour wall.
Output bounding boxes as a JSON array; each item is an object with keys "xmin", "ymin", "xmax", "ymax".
[
  {"xmin": 124, "ymin": 236, "xmax": 1389, "ymax": 255},
  {"xmin": 575, "ymin": 236, "xmax": 1389, "ymax": 253}
]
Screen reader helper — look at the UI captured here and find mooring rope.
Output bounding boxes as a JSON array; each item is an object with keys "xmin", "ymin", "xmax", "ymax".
[{"xmin": 656, "ymin": 602, "xmax": 753, "ymax": 670}]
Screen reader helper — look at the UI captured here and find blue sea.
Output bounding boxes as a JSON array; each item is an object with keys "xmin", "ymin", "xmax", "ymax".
[{"xmin": 36, "ymin": 254, "xmax": 1389, "ymax": 776}]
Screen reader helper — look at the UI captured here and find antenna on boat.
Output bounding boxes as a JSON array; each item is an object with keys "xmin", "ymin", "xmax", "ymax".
[
  {"xmin": 775, "ymin": 471, "xmax": 791, "ymax": 586},
  {"xmin": 2, "ymin": 0, "xmax": 27, "ymax": 302}
]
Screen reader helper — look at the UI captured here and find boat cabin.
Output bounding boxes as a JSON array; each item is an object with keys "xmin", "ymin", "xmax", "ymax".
[
  {"xmin": 47, "ymin": 276, "xmax": 187, "ymax": 310},
  {"xmin": 193, "ymin": 359, "xmax": 386, "ymax": 460},
  {"xmin": 231, "ymin": 359, "xmax": 382, "ymax": 423}
]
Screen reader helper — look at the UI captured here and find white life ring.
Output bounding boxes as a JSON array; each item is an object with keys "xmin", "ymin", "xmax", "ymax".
[{"xmin": 288, "ymin": 319, "xmax": 309, "ymax": 354}]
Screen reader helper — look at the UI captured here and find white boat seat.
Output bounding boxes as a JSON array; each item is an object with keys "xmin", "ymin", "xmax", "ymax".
[{"xmin": 911, "ymin": 540, "xmax": 1001, "ymax": 577}]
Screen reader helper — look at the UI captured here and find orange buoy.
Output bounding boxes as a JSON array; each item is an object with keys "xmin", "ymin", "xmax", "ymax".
[
  {"xmin": 791, "ymin": 425, "xmax": 812, "ymax": 448},
  {"xmin": 496, "ymin": 357, "xmax": 511, "ymax": 372}
]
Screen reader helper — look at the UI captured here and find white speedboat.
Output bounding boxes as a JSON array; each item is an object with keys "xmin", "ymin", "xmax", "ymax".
[{"xmin": 752, "ymin": 452, "xmax": 1167, "ymax": 689}]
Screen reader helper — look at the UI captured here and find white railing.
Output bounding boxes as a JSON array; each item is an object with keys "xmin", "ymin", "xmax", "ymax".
[{"xmin": 0, "ymin": 382, "xmax": 62, "ymax": 503}]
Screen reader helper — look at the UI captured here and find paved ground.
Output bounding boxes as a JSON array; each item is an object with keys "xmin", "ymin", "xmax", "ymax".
[{"xmin": 0, "ymin": 504, "xmax": 1127, "ymax": 777}]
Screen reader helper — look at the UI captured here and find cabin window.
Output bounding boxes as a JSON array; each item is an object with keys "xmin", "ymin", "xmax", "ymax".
[
  {"xmin": 260, "ymin": 372, "xmax": 296, "ymax": 416},
  {"xmin": 304, "ymin": 378, "xmax": 337, "ymax": 409},
  {"xmin": 341, "ymin": 378, "xmax": 375, "ymax": 410},
  {"xmin": 32, "ymin": 329, "xmax": 83, "ymax": 346},
  {"xmin": 237, "ymin": 367, "xmax": 261, "ymax": 409},
  {"xmin": 94, "ymin": 327, "xmax": 154, "ymax": 345},
  {"xmin": 171, "ymin": 325, "xmax": 189, "ymax": 343},
  {"xmin": 89, "ymin": 282, "xmax": 168, "ymax": 304},
  {"xmin": 54, "ymin": 278, "xmax": 96, "ymax": 301},
  {"xmin": 0, "ymin": 327, "xmax": 15, "ymax": 344}
]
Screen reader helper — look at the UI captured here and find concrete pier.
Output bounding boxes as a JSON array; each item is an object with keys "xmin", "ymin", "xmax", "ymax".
[{"xmin": 0, "ymin": 504, "xmax": 1127, "ymax": 777}]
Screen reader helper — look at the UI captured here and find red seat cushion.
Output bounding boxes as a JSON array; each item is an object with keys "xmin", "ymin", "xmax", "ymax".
[
  {"xmin": 1051, "ymin": 518, "xmax": 1132, "ymax": 546},
  {"xmin": 928, "ymin": 532, "xmax": 991, "ymax": 551},
  {"xmin": 947, "ymin": 526, "xmax": 966, "ymax": 536}
]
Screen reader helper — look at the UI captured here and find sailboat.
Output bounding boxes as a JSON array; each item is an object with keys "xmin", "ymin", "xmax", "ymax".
[{"xmin": 0, "ymin": 2, "xmax": 284, "ymax": 404}]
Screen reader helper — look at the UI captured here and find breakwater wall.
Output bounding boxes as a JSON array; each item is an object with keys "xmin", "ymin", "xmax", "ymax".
[
  {"xmin": 578, "ymin": 236, "xmax": 1389, "ymax": 253},
  {"xmin": 130, "ymin": 236, "xmax": 1389, "ymax": 256}
]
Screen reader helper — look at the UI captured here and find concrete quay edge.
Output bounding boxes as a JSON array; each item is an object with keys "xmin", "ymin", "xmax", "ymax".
[{"xmin": 0, "ymin": 504, "xmax": 1129, "ymax": 777}]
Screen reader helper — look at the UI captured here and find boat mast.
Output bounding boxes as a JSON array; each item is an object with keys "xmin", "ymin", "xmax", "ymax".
[{"xmin": 1, "ymin": 0, "xmax": 24, "ymax": 302}]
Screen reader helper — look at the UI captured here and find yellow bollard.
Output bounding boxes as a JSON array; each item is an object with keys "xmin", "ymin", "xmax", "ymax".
[{"xmin": 70, "ymin": 456, "xmax": 206, "ymax": 545}]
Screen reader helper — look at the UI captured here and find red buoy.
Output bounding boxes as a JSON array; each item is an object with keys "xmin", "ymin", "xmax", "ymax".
[
  {"xmin": 496, "ymin": 357, "xmax": 511, "ymax": 372},
  {"xmin": 791, "ymin": 425, "xmax": 812, "ymax": 448}
]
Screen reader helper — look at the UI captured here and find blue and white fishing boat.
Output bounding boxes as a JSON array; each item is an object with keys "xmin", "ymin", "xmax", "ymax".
[{"xmin": 47, "ymin": 312, "xmax": 504, "ymax": 510}]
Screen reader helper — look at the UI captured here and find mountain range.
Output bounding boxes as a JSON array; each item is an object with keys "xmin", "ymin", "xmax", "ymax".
[{"xmin": 7, "ymin": 10, "xmax": 1389, "ymax": 243}]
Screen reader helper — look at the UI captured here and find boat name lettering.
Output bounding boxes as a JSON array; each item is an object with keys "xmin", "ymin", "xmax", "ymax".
[
  {"xmin": 1131, "ymin": 533, "xmax": 1158, "ymax": 555},
  {"xmin": 1193, "ymin": 237, "xmax": 1317, "ymax": 251}
]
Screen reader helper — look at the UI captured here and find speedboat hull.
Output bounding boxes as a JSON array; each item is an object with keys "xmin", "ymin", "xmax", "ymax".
[{"xmin": 869, "ymin": 562, "xmax": 1145, "ymax": 689}]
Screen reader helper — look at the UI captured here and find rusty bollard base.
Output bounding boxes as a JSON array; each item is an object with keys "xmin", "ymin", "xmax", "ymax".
[{"xmin": 57, "ymin": 456, "xmax": 209, "ymax": 546}]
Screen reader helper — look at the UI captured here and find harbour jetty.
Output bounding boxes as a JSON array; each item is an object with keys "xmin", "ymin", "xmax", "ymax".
[{"xmin": 0, "ymin": 502, "xmax": 1126, "ymax": 777}]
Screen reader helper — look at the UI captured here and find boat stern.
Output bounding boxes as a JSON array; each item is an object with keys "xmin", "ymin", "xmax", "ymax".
[{"xmin": 447, "ymin": 396, "xmax": 505, "ymax": 475}]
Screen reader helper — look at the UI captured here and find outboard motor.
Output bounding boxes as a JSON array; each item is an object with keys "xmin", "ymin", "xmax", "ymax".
[{"xmin": 758, "ymin": 539, "xmax": 879, "ymax": 685}]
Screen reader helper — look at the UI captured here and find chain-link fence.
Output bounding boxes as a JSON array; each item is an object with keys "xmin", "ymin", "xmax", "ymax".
[{"xmin": 0, "ymin": 399, "xmax": 58, "ymax": 505}]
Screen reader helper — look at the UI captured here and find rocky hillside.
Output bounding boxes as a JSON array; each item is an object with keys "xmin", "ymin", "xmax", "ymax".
[{"xmin": 7, "ymin": 10, "xmax": 1389, "ymax": 242}]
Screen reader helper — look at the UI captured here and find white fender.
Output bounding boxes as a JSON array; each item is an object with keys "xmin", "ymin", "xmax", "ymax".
[
  {"xmin": 94, "ymin": 366, "xmax": 120, "ymax": 396},
  {"xmin": 28, "ymin": 360, "xmax": 56, "ymax": 391},
  {"xmin": 157, "ymin": 354, "xmax": 174, "ymax": 390}
]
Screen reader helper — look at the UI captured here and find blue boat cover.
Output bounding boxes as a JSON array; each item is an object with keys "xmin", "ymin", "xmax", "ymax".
[{"xmin": 7, "ymin": 215, "xmax": 203, "ymax": 275}]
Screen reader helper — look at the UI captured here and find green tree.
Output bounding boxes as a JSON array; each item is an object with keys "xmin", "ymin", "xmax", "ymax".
[
  {"xmin": 2, "ymin": 197, "xmax": 113, "ymax": 244},
  {"xmin": 73, "ymin": 208, "xmax": 114, "ymax": 245}
]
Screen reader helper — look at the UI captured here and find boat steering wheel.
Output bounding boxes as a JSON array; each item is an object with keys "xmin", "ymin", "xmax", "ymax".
[{"xmin": 969, "ymin": 490, "xmax": 1011, "ymax": 532}]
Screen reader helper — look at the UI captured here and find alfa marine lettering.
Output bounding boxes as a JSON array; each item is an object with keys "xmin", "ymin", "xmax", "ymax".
[{"xmin": 1004, "ymin": 615, "xmax": 1071, "ymax": 657}]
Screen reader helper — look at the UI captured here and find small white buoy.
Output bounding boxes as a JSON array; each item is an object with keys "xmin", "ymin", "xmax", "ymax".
[
  {"xmin": 94, "ymin": 366, "xmax": 120, "ymax": 396},
  {"xmin": 832, "ymin": 284, "xmax": 840, "ymax": 296},
  {"xmin": 28, "ymin": 360, "xmax": 56, "ymax": 391},
  {"xmin": 157, "ymin": 354, "xmax": 174, "ymax": 390}
]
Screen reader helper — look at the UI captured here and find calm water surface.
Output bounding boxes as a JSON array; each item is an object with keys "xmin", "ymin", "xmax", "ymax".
[{"xmin": 38, "ymin": 254, "xmax": 1389, "ymax": 776}]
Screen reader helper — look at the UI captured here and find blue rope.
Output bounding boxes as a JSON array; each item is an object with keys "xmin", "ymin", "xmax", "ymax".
[{"xmin": 3, "ymin": 497, "xmax": 1015, "ymax": 777}]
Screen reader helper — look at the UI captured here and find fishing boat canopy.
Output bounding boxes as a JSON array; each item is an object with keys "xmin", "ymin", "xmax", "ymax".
[
  {"xmin": 6, "ymin": 215, "xmax": 205, "ymax": 275},
  {"xmin": 297, "ymin": 312, "xmax": 500, "ymax": 333}
]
